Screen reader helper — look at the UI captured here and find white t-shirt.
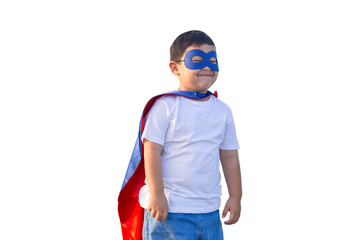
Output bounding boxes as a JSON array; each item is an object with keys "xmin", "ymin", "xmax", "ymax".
[{"xmin": 139, "ymin": 94, "xmax": 239, "ymax": 213}]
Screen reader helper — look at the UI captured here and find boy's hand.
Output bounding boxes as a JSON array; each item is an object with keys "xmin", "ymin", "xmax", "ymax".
[
  {"xmin": 148, "ymin": 192, "xmax": 168, "ymax": 222},
  {"xmin": 222, "ymin": 196, "xmax": 241, "ymax": 225},
  {"xmin": 143, "ymin": 139, "xmax": 168, "ymax": 221}
]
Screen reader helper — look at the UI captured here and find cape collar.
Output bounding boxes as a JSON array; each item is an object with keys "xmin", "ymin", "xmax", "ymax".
[{"xmin": 166, "ymin": 90, "xmax": 215, "ymax": 100}]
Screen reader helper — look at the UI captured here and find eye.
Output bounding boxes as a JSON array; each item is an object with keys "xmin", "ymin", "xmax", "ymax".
[
  {"xmin": 210, "ymin": 57, "xmax": 218, "ymax": 64},
  {"xmin": 191, "ymin": 56, "xmax": 203, "ymax": 63}
]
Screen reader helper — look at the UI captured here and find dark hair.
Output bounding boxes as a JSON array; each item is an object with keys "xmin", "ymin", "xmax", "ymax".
[{"xmin": 170, "ymin": 30, "xmax": 215, "ymax": 61}]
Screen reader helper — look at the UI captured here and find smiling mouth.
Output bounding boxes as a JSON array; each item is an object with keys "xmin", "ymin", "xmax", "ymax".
[{"xmin": 198, "ymin": 73, "xmax": 213, "ymax": 77}]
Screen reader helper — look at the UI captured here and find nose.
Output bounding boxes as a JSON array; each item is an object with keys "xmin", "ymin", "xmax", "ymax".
[{"xmin": 201, "ymin": 66, "xmax": 211, "ymax": 70}]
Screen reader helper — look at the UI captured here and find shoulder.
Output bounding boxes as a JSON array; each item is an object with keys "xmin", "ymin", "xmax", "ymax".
[
  {"xmin": 154, "ymin": 95, "xmax": 178, "ymax": 109},
  {"xmin": 156, "ymin": 94, "xmax": 178, "ymax": 103},
  {"xmin": 211, "ymin": 97, "xmax": 236, "ymax": 125},
  {"xmin": 212, "ymin": 96, "xmax": 233, "ymax": 112},
  {"xmin": 146, "ymin": 94, "xmax": 179, "ymax": 117}
]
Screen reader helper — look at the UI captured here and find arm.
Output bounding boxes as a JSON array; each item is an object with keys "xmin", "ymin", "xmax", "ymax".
[
  {"xmin": 143, "ymin": 139, "xmax": 168, "ymax": 221},
  {"xmin": 220, "ymin": 149, "xmax": 242, "ymax": 225}
]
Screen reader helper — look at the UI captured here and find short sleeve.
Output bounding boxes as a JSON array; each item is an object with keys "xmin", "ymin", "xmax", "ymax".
[
  {"xmin": 220, "ymin": 109, "xmax": 240, "ymax": 150},
  {"xmin": 141, "ymin": 99, "xmax": 170, "ymax": 146}
]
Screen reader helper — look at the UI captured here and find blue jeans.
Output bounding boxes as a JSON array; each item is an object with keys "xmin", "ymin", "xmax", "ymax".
[{"xmin": 142, "ymin": 209, "xmax": 224, "ymax": 240}]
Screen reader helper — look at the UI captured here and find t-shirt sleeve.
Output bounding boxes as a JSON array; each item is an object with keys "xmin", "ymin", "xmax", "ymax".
[
  {"xmin": 141, "ymin": 99, "xmax": 170, "ymax": 146},
  {"xmin": 220, "ymin": 108, "xmax": 240, "ymax": 150}
]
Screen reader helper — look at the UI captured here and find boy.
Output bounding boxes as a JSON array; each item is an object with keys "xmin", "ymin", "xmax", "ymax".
[{"xmin": 118, "ymin": 30, "xmax": 242, "ymax": 240}]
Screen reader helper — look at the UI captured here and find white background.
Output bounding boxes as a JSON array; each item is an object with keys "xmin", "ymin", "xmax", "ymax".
[{"xmin": 1, "ymin": 0, "xmax": 359, "ymax": 239}]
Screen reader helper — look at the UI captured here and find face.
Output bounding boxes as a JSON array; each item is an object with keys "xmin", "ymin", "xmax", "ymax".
[{"xmin": 170, "ymin": 44, "xmax": 219, "ymax": 93}]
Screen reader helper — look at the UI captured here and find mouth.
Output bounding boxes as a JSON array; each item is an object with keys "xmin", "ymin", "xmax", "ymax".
[{"xmin": 197, "ymin": 73, "xmax": 214, "ymax": 77}]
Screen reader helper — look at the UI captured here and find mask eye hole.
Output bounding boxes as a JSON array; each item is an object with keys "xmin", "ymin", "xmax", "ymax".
[
  {"xmin": 191, "ymin": 56, "xmax": 203, "ymax": 63},
  {"xmin": 210, "ymin": 57, "xmax": 218, "ymax": 64}
]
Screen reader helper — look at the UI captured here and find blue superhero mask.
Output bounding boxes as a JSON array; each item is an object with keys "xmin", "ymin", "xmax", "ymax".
[{"xmin": 183, "ymin": 49, "xmax": 219, "ymax": 72}]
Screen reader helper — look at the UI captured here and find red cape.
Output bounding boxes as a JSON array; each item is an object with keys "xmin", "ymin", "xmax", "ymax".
[{"xmin": 118, "ymin": 91, "xmax": 217, "ymax": 239}]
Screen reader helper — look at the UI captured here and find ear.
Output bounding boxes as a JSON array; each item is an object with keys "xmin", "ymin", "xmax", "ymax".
[{"xmin": 169, "ymin": 61, "xmax": 180, "ymax": 76}]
